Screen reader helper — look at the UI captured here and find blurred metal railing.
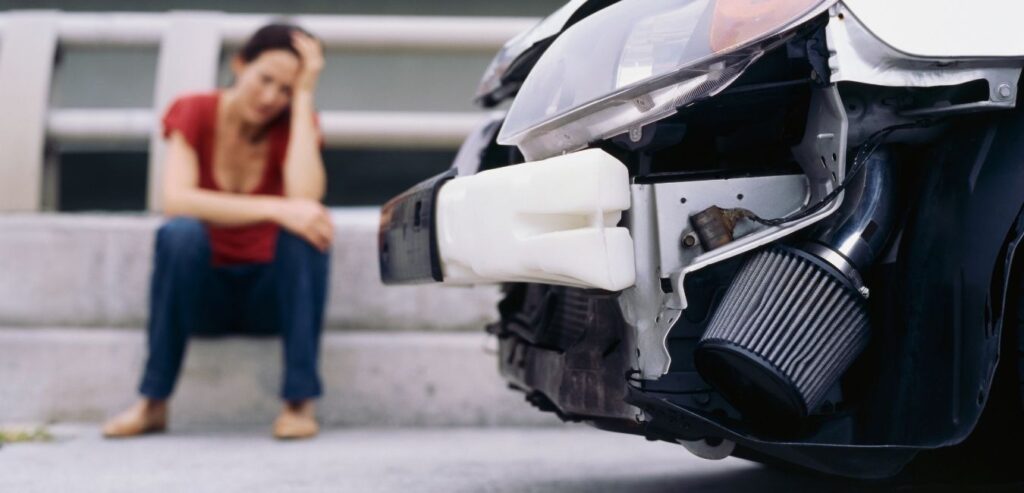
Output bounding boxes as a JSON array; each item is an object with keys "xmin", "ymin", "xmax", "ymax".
[
  {"xmin": 46, "ymin": 109, "xmax": 485, "ymax": 148},
  {"xmin": 0, "ymin": 12, "xmax": 535, "ymax": 50},
  {"xmin": 0, "ymin": 11, "xmax": 533, "ymax": 211}
]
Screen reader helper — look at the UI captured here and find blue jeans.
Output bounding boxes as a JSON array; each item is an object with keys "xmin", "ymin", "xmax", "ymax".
[{"xmin": 138, "ymin": 217, "xmax": 329, "ymax": 401}]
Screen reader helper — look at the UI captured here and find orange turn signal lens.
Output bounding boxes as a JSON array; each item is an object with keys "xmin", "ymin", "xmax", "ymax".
[{"xmin": 710, "ymin": 0, "xmax": 824, "ymax": 53}]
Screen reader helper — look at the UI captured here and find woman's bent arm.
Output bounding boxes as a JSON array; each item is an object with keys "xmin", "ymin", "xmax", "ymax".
[
  {"xmin": 161, "ymin": 132, "xmax": 333, "ymax": 250},
  {"xmin": 282, "ymin": 90, "xmax": 327, "ymax": 200},
  {"xmin": 161, "ymin": 132, "xmax": 281, "ymax": 226},
  {"xmin": 283, "ymin": 32, "xmax": 327, "ymax": 201}
]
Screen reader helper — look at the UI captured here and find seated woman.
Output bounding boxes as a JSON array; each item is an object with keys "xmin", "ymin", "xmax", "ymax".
[{"xmin": 102, "ymin": 24, "xmax": 333, "ymax": 440}]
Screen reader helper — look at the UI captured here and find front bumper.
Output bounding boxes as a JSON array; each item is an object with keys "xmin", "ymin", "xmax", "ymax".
[
  {"xmin": 378, "ymin": 149, "xmax": 636, "ymax": 291},
  {"xmin": 378, "ymin": 169, "xmax": 456, "ymax": 284}
]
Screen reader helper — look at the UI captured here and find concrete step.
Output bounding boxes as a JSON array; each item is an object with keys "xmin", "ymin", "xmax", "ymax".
[
  {"xmin": 0, "ymin": 327, "xmax": 559, "ymax": 427},
  {"xmin": 0, "ymin": 210, "xmax": 500, "ymax": 331}
]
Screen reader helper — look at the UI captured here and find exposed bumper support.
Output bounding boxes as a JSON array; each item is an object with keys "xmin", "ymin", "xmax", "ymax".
[{"xmin": 436, "ymin": 149, "xmax": 636, "ymax": 291}]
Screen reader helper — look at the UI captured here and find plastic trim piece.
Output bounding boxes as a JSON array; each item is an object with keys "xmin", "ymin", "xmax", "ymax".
[{"xmin": 378, "ymin": 169, "xmax": 457, "ymax": 284}]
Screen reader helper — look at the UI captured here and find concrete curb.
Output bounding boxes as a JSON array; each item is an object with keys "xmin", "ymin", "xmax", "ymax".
[
  {"xmin": 0, "ymin": 210, "xmax": 501, "ymax": 331},
  {"xmin": 0, "ymin": 327, "xmax": 559, "ymax": 427}
]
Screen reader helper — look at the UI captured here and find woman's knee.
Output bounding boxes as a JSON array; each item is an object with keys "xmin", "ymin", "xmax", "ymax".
[
  {"xmin": 276, "ymin": 230, "xmax": 330, "ymax": 266},
  {"xmin": 155, "ymin": 217, "xmax": 209, "ymax": 262}
]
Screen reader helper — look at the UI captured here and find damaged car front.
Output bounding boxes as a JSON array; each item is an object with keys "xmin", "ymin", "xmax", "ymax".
[{"xmin": 380, "ymin": 0, "xmax": 1024, "ymax": 479}]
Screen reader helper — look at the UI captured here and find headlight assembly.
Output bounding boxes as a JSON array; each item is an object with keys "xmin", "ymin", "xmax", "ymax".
[{"xmin": 497, "ymin": 0, "xmax": 834, "ymax": 161}]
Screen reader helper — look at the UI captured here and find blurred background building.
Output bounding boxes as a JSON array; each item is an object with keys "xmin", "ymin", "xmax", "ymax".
[{"xmin": 0, "ymin": 0, "xmax": 562, "ymax": 212}]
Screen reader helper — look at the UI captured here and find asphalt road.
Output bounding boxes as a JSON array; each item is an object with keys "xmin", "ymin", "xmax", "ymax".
[{"xmin": 0, "ymin": 424, "xmax": 1018, "ymax": 492}]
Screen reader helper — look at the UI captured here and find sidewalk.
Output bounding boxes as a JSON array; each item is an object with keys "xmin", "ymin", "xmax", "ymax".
[{"xmin": 0, "ymin": 424, "xmax": 845, "ymax": 493}]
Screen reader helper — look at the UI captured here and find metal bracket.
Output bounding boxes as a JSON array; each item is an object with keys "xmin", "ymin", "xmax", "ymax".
[
  {"xmin": 674, "ymin": 84, "xmax": 849, "ymax": 305},
  {"xmin": 624, "ymin": 85, "xmax": 849, "ymax": 380}
]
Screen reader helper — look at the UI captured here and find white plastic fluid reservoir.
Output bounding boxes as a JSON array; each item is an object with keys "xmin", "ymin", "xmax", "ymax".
[{"xmin": 435, "ymin": 148, "xmax": 636, "ymax": 291}]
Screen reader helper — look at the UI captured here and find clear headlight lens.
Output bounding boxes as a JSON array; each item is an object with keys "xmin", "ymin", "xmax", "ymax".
[
  {"xmin": 498, "ymin": 0, "xmax": 832, "ymax": 160},
  {"xmin": 474, "ymin": 0, "xmax": 592, "ymax": 103}
]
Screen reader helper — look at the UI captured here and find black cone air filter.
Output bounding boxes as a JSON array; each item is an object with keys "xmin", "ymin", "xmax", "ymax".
[{"xmin": 695, "ymin": 245, "xmax": 870, "ymax": 418}]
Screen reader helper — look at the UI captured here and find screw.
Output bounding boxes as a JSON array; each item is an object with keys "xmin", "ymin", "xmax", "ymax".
[
  {"xmin": 633, "ymin": 95, "xmax": 655, "ymax": 112},
  {"xmin": 629, "ymin": 127, "xmax": 643, "ymax": 142},
  {"xmin": 997, "ymin": 84, "xmax": 1013, "ymax": 100},
  {"xmin": 859, "ymin": 286, "xmax": 870, "ymax": 298},
  {"xmin": 682, "ymin": 233, "xmax": 697, "ymax": 248}
]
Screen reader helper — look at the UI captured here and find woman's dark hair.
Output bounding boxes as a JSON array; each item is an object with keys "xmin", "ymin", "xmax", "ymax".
[{"xmin": 238, "ymin": 22, "xmax": 314, "ymax": 63}]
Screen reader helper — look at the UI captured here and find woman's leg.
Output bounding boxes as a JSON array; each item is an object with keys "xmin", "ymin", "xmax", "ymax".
[
  {"xmin": 245, "ymin": 229, "xmax": 330, "ymax": 401},
  {"xmin": 137, "ymin": 217, "xmax": 219, "ymax": 399}
]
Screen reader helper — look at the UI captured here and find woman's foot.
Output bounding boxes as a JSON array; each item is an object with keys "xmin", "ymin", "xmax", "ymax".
[
  {"xmin": 273, "ymin": 400, "xmax": 318, "ymax": 439},
  {"xmin": 102, "ymin": 399, "xmax": 168, "ymax": 438}
]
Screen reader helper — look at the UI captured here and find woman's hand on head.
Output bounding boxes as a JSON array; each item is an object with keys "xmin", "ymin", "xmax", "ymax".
[
  {"xmin": 291, "ymin": 31, "xmax": 324, "ymax": 94},
  {"xmin": 275, "ymin": 198, "xmax": 333, "ymax": 252}
]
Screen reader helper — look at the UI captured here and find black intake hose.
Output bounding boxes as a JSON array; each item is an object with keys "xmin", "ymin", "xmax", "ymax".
[{"xmin": 807, "ymin": 147, "xmax": 896, "ymax": 291}]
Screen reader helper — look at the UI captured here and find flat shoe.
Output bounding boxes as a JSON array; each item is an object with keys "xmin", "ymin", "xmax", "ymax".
[
  {"xmin": 102, "ymin": 402, "xmax": 167, "ymax": 438},
  {"xmin": 273, "ymin": 401, "xmax": 318, "ymax": 440}
]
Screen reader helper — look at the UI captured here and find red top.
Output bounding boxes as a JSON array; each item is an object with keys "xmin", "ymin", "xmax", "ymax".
[{"xmin": 162, "ymin": 92, "xmax": 304, "ymax": 266}]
